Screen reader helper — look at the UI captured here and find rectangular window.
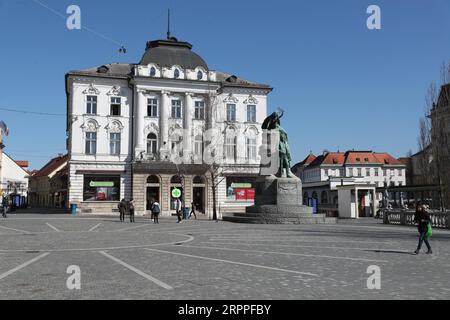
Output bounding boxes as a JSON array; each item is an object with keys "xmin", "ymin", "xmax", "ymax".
[
  {"xmin": 227, "ymin": 104, "xmax": 236, "ymax": 122},
  {"xmin": 110, "ymin": 97, "xmax": 121, "ymax": 116},
  {"xmin": 86, "ymin": 96, "xmax": 97, "ymax": 114},
  {"xmin": 375, "ymin": 168, "xmax": 379, "ymax": 176},
  {"xmin": 247, "ymin": 105, "xmax": 256, "ymax": 123},
  {"xmin": 147, "ymin": 98, "xmax": 158, "ymax": 117},
  {"xmin": 194, "ymin": 101, "xmax": 205, "ymax": 120},
  {"xmin": 357, "ymin": 168, "xmax": 362, "ymax": 177},
  {"xmin": 109, "ymin": 133, "xmax": 121, "ymax": 155},
  {"xmin": 85, "ymin": 132, "xmax": 97, "ymax": 155},
  {"xmin": 225, "ymin": 136, "xmax": 236, "ymax": 160},
  {"xmin": 194, "ymin": 139, "xmax": 203, "ymax": 157},
  {"xmin": 247, "ymin": 138, "xmax": 257, "ymax": 160},
  {"xmin": 171, "ymin": 100, "xmax": 182, "ymax": 118},
  {"xmin": 83, "ymin": 175, "xmax": 120, "ymax": 201}
]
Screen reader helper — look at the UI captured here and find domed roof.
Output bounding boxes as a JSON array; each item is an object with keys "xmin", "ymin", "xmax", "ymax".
[{"xmin": 139, "ymin": 38, "xmax": 208, "ymax": 70}]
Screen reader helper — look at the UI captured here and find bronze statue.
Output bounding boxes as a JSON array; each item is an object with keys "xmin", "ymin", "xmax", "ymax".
[{"xmin": 261, "ymin": 109, "xmax": 294, "ymax": 178}]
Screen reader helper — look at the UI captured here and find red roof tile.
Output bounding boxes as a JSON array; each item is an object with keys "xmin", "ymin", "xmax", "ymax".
[{"xmin": 33, "ymin": 154, "xmax": 68, "ymax": 178}]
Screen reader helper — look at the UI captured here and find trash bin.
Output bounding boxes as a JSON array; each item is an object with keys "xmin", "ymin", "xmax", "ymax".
[
  {"xmin": 70, "ymin": 204, "xmax": 77, "ymax": 215},
  {"xmin": 183, "ymin": 207, "xmax": 190, "ymax": 220}
]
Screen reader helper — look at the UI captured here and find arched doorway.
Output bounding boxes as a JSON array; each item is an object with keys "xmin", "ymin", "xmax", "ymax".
[
  {"xmin": 192, "ymin": 176, "xmax": 206, "ymax": 214},
  {"xmin": 146, "ymin": 175, "xmax": 160, "ymax": 211}
]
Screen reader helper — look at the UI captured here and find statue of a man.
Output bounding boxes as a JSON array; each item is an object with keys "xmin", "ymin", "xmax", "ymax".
[{"xmin": 261, "ymin": 109, "xmax": 294, "ymax": 178}]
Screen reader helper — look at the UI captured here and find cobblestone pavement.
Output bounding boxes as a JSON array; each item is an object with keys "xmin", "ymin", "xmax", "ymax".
[{"xmin": 1, "ymin": 214, "xmax": 449, "ymax": 300}]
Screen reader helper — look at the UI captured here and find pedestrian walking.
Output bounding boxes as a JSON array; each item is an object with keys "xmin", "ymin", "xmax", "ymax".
[
  {"xmin": 151, "ymin": 199, "xmax": 161, "ymax": 224},
  {"xmin": 413, "ymin": 203, "xmax": 433, "ymax": 255},
  {"xmin": 189, "ymin": 202, "xmax": 197, "ymax": 220},
  {"xmin": 118, "ymin": 199, "xmax": 126, "ymax": 222},
  {"xmin": 129, "ymin": 199, "xmax": 135, "ymax": 223},
  {"xmin": 1, "ymin": 195, "xmax": 8, "ymax": 218},
  {"xmin": 175, "ymin": 198, "xmax": 182, "ymax": 223}
]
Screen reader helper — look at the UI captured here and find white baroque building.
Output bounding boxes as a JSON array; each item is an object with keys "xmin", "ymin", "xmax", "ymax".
[{"xmin": 66, "ymin": 36, "xmax": 272, "ymax": 217}]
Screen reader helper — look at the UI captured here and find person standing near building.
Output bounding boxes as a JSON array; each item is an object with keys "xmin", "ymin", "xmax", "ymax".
[
  {"xmin": 129, "ymin": 199, "xmax": 135, "ymax": 223},
  {"xmin": 414, "ymin": 204, "xmax": 433, "ymax": 255},
  {"xmin": 2, "ymin": 194, "xmax": 8, "ymax": 218},
  {"xmin": 189, "ymin": 201, "xmax": 197, "ymax": 220},
  {"xmin": 175, "ymin": 198, "xmax": 182, "ymax": 223},
  {"xmin": 151, "ymin": 199, "xmax": 160, "ymax": 224},
  {"xmin": 118, "ymin": 199, "xmax": 126, "ymax": 222}
]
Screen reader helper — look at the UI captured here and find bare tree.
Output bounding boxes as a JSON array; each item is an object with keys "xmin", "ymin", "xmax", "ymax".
[{"xmin": 422, "ymin": 62, "xmax": 450, "ymax": 210}]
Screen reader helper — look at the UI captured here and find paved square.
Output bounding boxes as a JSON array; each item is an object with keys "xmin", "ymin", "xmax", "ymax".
[{"xmin": 1, "ymin": 214, "xmax": 449, "ymax": 300}]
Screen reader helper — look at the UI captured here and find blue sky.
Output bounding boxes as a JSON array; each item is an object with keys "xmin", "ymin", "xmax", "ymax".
[{"xmin": 1, "ymin": 0, "xmax": 450, "ymax": 170}]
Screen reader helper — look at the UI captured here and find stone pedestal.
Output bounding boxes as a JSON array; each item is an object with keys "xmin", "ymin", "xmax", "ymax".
[{"xmin": 223, "ymin": 175, "xmax": 336, "ymax": 224}]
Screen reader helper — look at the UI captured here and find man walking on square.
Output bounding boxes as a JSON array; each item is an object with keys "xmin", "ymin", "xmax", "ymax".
[
  {"xmin": 1, "ymin": 194, "xmax": 8, "ymax": 218},
  {"xmin": 189, "ymin": 201, "xmax": 197, "ymax": 220},
  {"xmin": 175, "ymin": 198, "xmax": 182, "ymax": 223},
  {"xmin": 414, "ymin": 203, "xmax": 432, "ymax": 255}
]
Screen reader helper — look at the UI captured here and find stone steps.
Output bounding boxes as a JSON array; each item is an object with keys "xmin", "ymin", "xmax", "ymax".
[{"xmin": 223, "ymin": 214, "xmax": 337, "ymax": 224}]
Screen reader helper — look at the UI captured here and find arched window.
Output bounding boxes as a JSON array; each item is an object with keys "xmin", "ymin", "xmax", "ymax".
[
  {"xmin": 147, "ymin": 133, "xmax": 157, "ymax": 155},
  {"xmin": 147, "ymin": 175, "xmax": 160, "ymax": 184},
  {"xmin": 174, "ymin": 68, "xmax": 180, "ymax": 79},
  {"xmin": 193, "ymin": 176, "xmax": 205, "ymax": 184},
  {"xmin": 197, "ymin": 70, "xmax": 203, "ymax": 80},
  {"xmin": 312, "ymin": 192, "xmax": 318, "ymax": 200},
  {"xmin": 321, "ymin": 191, "xmax": 328, "ymax": 204},
  {"xmin": 150, "ymin": 67, "xmax": 156, "ymax": 77},
  {"xmin": 171, "ymin": 175, "xmax": 182, "ymax": 184},
  {"xmin": 303, "ymin": 192, "xmax": 308, "ymax": 205}
]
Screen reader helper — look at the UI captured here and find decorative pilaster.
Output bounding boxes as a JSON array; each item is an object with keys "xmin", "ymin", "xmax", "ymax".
[
  {"xmin": 184, "ymin": 92, "xmax": 194, "ymax": 162},
  {"xmin": 135, "ymin": 89, "xmax": 146, "ymax": 158},
  {"xmin": 160, "ymin": 91, "xmax": 170, "ymax": 154}
]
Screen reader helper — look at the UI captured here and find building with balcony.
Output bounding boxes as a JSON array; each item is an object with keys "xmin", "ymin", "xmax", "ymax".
[{"xmin": 65, "ymin": 36, "xmax": 272, "ymax": 217}]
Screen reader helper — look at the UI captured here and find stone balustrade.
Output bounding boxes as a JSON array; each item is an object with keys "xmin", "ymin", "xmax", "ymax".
[{"xmin": 383, "ymin": 210, "xmax": 450, "ymax": 229}]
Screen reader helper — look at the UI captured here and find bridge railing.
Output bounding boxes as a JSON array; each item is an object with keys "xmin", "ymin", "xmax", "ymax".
[{"xmin": 383, "ymin": 210, "xmax": 450, "ymax": 229}]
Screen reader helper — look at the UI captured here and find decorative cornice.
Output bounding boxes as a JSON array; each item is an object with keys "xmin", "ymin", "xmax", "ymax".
[
  {"xmin": 243, "ymin": 94, "xmax": 259, "ymax": 105},
  {"xmin": 82, "ymin": 84, "xmax": 100, "ymax": 95},
  {"xmin": 107, "ymin": 86, "xmax": 121, "ymax": 96},
  {"xmin": 145, "ymin": 122, "xmax": 160, "ymax": 134},
  {"xmin": 223, "ymin": 93, "xmax": 239, "ymax": 104},
  {"xmin": 81, "ymin": 119, "xmax": 100, "ymax": 132},
  {"xmin": 106, "ymin": 120, "xmax": 124, "ymax": 133}
]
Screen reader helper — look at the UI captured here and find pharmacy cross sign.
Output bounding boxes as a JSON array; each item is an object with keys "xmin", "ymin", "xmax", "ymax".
[{"xmin": 172, "ymin": 188, "xmax": 181, "ymax": 199}]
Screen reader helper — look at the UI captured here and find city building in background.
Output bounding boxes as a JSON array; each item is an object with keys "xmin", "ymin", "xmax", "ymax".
[
  {"xmin": 292, "ymin": 150, "xmax": 407, "ymax": 218},
  {"xmin": 65, "ymin": 36, "xmax": 272, "ymax": 217},
  {"xmin": 28, "ymin": 154, "xmax": 68, "ymax": 209},
  {"xmin": 0, "ymin": 152, "xmax": 29, "ymax": 208}
]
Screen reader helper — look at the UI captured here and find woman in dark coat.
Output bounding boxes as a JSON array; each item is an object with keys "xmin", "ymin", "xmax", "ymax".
[{"xmin": 413, "ymin": 204, "xmax": 432, "ymax": 255}]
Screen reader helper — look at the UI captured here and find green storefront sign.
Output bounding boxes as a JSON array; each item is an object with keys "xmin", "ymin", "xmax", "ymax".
[
  {"xmin": 90, "ymin": 181, "xmax": 114, "ymax": 188},
  {"xmin": 231, "ymin": 183, "xmax": 252, "ymax": 189}
]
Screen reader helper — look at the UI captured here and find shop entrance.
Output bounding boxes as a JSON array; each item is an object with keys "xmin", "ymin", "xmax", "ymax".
[
  {"xmin": 192, "ymin": 176, "xmax": 206, "ymax": 214},
  {"xmin": 146, "ymin": 175, "xmax": 160, "ymax": 211}
]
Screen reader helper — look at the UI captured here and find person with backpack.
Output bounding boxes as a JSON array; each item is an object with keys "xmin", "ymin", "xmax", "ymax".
[
  {"xmin": 151, "ymin": 199, "xmax": 160, "ymax": 224},
  {"xmin": 413, "ymin": 203, "xmax": 433, "ymax": 255}
]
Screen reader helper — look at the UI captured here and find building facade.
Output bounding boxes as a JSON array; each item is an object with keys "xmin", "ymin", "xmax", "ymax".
[
  {"xmin": 0, "ymin": 153, "xmax": 29, "ymax": 207},
  {"xmin": 292, "ymin": 150, "xmax": 407, "ymax": 217},
  {"xmin": 66, "ymin": 36, "xmax": 272, "ymax": 217},
  {"xmin": 28, "ymin": 154, "xmax": 68, "ymax": 209}
]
